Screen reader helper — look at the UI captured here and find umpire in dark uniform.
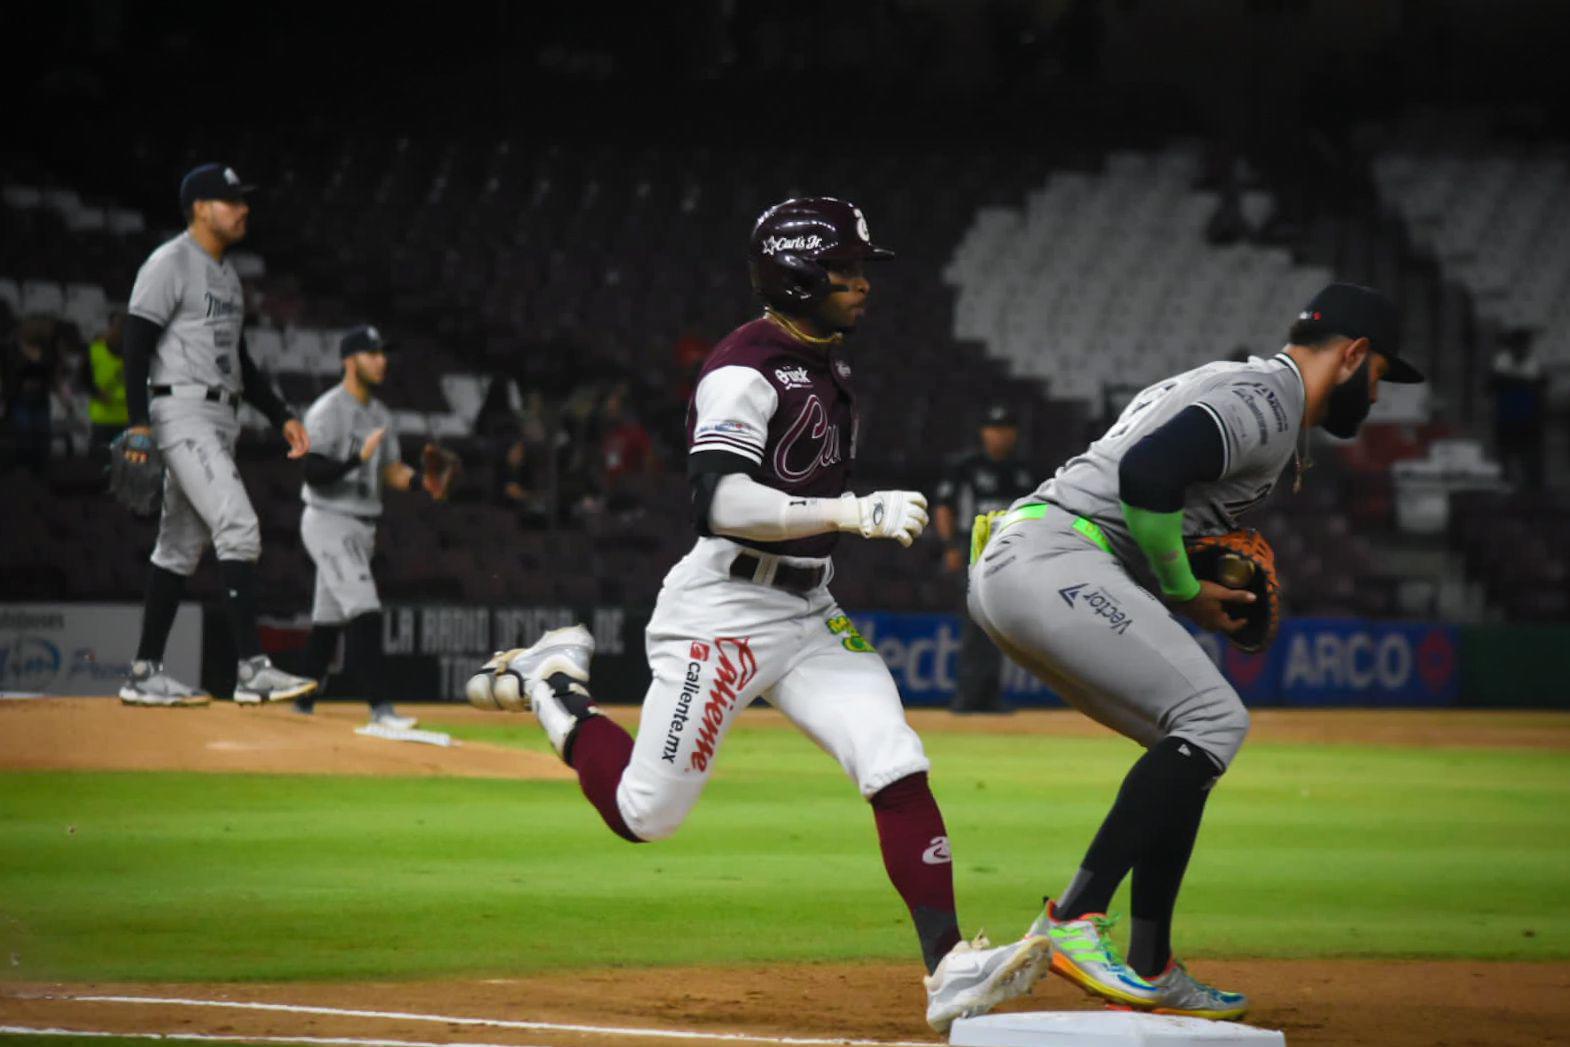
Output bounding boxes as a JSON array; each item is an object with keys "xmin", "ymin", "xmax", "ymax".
[{"xmin": 934, "ymin": 405, "xmax": 1035, "ymax": 713}]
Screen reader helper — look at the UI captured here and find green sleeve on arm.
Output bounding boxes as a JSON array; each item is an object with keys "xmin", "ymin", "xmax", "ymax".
[{"xmin": 1120, "ymin": 501, "xmax": 1201, "ymax": 602}]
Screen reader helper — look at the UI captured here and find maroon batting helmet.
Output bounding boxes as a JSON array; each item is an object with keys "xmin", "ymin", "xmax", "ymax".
[{"xmin": 748, "ymin": 197, "xmax": 894, "ymax": 311}]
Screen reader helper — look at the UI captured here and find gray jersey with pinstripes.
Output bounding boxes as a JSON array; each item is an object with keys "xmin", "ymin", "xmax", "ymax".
[
  {"xmin": 301, "ymin": 385, "xmax": 400, "ymax": 517},
  {"xmin": 1030, "ymin": 352, "xmax": 1306, "ymax": 591},
  {"xmin": 127, "ymin": 232, "xmax": 245, "ymax": 393}
]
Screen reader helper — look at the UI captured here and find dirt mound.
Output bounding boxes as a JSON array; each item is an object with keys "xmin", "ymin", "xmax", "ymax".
[{"xmin": 0, "ymin": 697, "xmax": 571, "ymax": 780}]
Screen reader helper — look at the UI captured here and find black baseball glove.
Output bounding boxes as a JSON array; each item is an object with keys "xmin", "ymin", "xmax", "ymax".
[{"xmin": 107, "ymin": 429, "xmax": 164, "ymax": 517}]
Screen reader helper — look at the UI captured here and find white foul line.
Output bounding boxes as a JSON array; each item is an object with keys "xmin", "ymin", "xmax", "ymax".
[
  {"xmin": 1, "ymin": 1027, "xmax": 551, "ymax": 1047},
  {"xmin": 32, "ymin": 995, "xmax": 938, "ymax": 1047}
]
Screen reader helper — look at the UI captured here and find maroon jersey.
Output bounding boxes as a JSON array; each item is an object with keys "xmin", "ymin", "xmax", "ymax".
[{"xmin": 686, "ymin": 317, "xmax": 858, "ymax": 558}]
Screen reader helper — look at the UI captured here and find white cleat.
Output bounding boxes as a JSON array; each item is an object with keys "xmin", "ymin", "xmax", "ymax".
[
  {"xmin": 369, "ymin": 705, "xmax": 418, "ymax": 731},
  {"xmin": 233, "ymin": 655, "xmax": 319, "ymax": 705},
  {"xmin": 465, "ymin": 625, "xmax": 598, "ymax": 757},
  {"xmin": 119, "ymin": 660, "xmax": 210, "ymax": 707},
  {"xmin": 924, "ymin": 932, "xmax": 1053, "ymax": 1034},
  {"xmin": 465, "ymin": 648, "xmax": 527, "ymax": 711},
  {"xmin": 507, "ymin": 624, "xmax": 595, "ymax": 693}
]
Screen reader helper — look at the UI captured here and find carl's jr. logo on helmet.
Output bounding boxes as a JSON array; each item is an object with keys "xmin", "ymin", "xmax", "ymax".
[
  {"xmin": 762, "ymin": 234, "xmax": 823, "ymax": 255},
  {"xmin": 854, "ymin": 207, "xmax": 870, "ymax": 242},
  {"xmin": 224, "ymin": 168, "xmax": 241, "ymax": 185}
]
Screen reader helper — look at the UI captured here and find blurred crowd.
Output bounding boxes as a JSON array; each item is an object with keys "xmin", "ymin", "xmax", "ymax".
[
  {"xmin": 4, "ymin": 293, "xmax": 1563, "ymax": 513},
  {"xmin": 0, "ymin": 284, "xmax": 700, "ymax": 524},
  {"xmin": 473, "ymin": 332, "xmax": 707, "ymax": 528},
  {"xmin": 0, "ymin": 303, "xmax": 129, "ymax": 472}
]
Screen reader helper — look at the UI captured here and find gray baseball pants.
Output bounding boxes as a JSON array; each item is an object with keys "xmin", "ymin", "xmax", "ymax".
[
  {"xmin": 149, "ymin": 398, "xmax": 261, "ymax": 574},
  {"xmin": 967, "ymin": 507, "xmax": 1249, "ymax": 768},
  {"xmin": 300, "ymin": 506, "xmax": 381, "ymax": 624}
]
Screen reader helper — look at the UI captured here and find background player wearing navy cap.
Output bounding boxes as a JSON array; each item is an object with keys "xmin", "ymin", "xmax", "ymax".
[
  {"xmin": 968, "ymin": 283, "xmax": 1424, "ymax": 1018},
  {"xmin": 292, "ymin": 325, "xmax": 425, "ymax": 730},
  {"xmin": 117, "ymin": 163, "xmax": 318, "ymax": 707},
  {"xmin": 463, "ymin": 197, "xmax": 1051, "ymax": 1033},
  {"xmin": 934, "ymin": 404, "xmax": 1036, "ymax": 713}
]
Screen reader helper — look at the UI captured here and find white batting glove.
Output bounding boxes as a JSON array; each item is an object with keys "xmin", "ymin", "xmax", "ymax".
[{"xmin": 840, "ymin": 490, "xmax": 929, "ymax": 547}]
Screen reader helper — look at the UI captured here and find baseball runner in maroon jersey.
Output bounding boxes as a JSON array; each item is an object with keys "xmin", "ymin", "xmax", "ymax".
[{"xmin": 465, "ymin": 198, "xmax": 1049, "ymax": 1032}]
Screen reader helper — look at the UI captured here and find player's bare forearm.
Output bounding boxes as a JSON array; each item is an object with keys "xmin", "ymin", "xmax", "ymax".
[
  {"xmin": 384, "ymin": 461, "xmax": 416, "ymax": 491},
  {"xmin": 934, "ymin": 504, "xmax": 957, "ymax": 543}
]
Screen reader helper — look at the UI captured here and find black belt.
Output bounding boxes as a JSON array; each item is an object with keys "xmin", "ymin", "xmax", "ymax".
[
  {"xmin": 150, "ymin": 384, "xmax": 240, "ymax": 408},
  {"xmin": 308, "ymin": 506, "xmax": 380, "ymax": 525},
  {"xmin": 729, "ymin": 551, "xmax": 826, "ymax": 594}
]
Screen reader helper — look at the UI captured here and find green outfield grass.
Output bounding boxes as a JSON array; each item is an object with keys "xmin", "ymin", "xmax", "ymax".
[{"xmin": 1, "ymin": 717, "xmax": 1566, "ymax": 983}]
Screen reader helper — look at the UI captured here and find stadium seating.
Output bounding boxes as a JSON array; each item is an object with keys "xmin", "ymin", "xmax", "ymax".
[
  {"xmin": 0, "ymin": 135, "xmax": 1468, "ymax": 616},
  {"xmin": 946, "ymin": 145, "xmax": 1337, "ymax": 394},
  {"xmin": 1370, "ymin": 118, "xmax": 1570, "ymax": 394}
]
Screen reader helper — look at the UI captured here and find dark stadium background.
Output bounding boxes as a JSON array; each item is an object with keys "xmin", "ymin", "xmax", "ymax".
[{"xmin": 5, "ymin": 0, "xmax": 1570, "ymax": 706}]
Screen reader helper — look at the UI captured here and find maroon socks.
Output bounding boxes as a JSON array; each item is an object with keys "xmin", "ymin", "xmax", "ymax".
[
  {"xmin": 567, "ymin": 733, "xmax": 962, "ymax": 975},
  {"xmin": 565, "ymin": 715, "xmax": 642, "ymax": 843},
  {"xmin": 871, "ymin": 772, "xmax": 961, "ymax": 973}
]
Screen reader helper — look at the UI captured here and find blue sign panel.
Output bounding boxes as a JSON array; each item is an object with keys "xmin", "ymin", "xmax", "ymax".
[{"xmin": 849, "ymin": 612, "xmax": 1459, "ymax": 708}]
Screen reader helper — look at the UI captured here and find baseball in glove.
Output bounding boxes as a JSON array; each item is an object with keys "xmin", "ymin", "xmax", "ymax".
[
  {"xmin": 421, "ymin": 442, "xmax": 462, "ymax": 501},
  {"xmin": 107, "ymin": 429, "xmax": 164, "ymax": 517},
  {"xmin": 1186, "ymin": 528, "xmax": 1281, "ymax": 653}
]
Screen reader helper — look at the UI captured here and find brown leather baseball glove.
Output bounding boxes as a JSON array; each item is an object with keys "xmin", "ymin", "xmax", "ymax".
[
  {"xmin": 1186, "ymin": 528, "xmax": 1281, "ymax": 653},
  {"xmin": 420, "ymin": 442, "xmax": 462, "ymax": 501}
]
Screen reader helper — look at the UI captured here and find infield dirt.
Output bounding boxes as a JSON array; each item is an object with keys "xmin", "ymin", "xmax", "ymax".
[
  {"xmin": 5, "ymin": 959, "xmax": 1570, "ymax": 1046},
  {"xmin": 4, "ymin": 699, "xmax": 1567, "ymax": 779}
]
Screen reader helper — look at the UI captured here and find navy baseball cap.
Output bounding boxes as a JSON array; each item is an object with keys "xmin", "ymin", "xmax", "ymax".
[
  {"xmin": 179, "ymin": 163, "xmax": 254, "ymax": 213},
  {"xmin": 981, "ymin": 404, "xmax": 1017, "ymax": 427},
  {"xmin": 1298, "ymin": 283, "xmax": 1424, "ymax": 384},
  {"xmin": 339, "ymin": 324, "xmax": 392, "ymax": 358}
]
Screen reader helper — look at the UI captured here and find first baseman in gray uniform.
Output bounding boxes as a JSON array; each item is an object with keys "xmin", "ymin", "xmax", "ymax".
[
  {"xmin": 970, "ymin": 284, "xmax": 1425, "ymax": 1017},
  {"xmin": 117, "ymin": 163, "xmax": 319, "ymax": 708},
  {"xmin": 292, "ymin": 325, "xmax": 421, "ymax": 729}
]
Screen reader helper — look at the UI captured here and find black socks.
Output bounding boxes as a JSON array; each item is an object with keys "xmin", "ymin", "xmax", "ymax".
[
  {"xmin": 218, "ymin": 560, "xmax": 262, "ymax": 660},
  {"xmin": 301, "ymin": 623, "xmax": 342, "ymax": 684},
  {"xmin": 345, "ymin": 612, "xmax": 384, "ymax": 698},
  {"xmin": 135, "ymin": 565, "xmax": 187, "ymax": 662},
  {"xmin": 297, "ymin": 614, "xmax": 382, "ymax": 705},
  {"xmin": 1127, "ymin": 768, "xmax": 1211, "ymax": 978},
  {"xmin": 1057, "ymin": 735, "xmax": 1222, "ymax": 978}
]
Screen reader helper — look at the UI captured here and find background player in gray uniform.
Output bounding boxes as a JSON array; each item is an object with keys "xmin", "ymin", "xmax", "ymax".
[
  {"xmin": 293, "ymin": 325, "xmax": 420, "ymax": 729},
  {"xmin": 969, "ymin": 284, "xmax": 1424, "ymax": 1018},
  {"xmin": 117, "ymin": 163, "xmax": 318, "ymax": 707}
]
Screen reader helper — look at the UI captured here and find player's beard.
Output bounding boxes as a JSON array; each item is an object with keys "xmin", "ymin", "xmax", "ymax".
[
  {"xmin": 216, "ymin": 212, "xmax": 247, "ymax": 246},
  {"xmin": 1321, "ymin": 357, "xmax": 1373, "ymax": 438},
  {"xmin": 353, "ymin": 359, "xmax": 383, "ymax": 388}
]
